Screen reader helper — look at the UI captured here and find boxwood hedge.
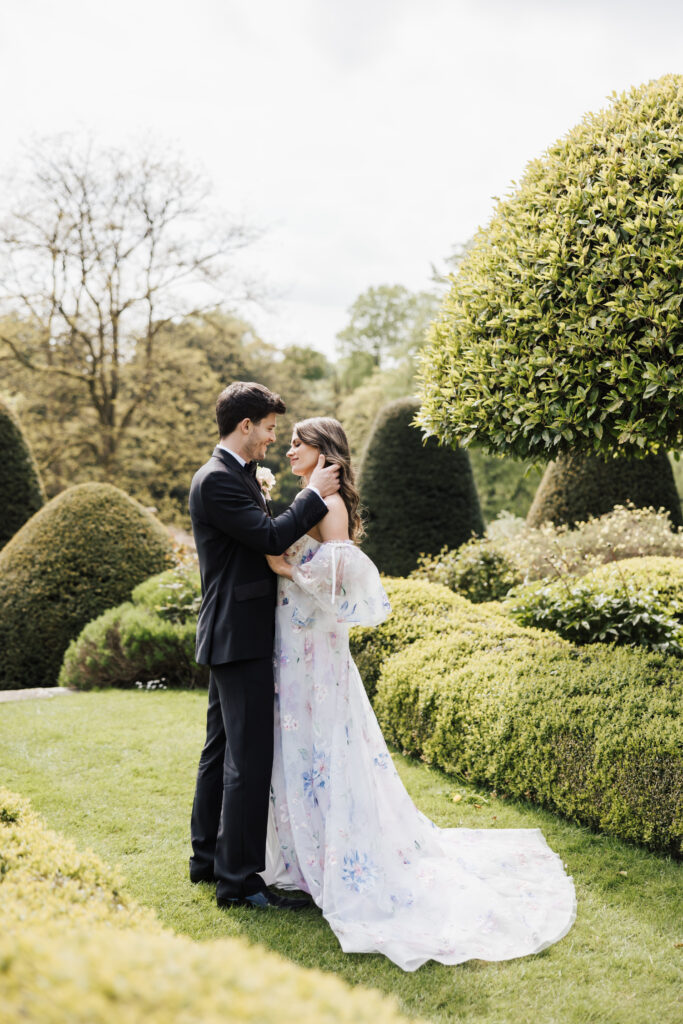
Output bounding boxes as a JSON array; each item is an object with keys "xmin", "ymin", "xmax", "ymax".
[
  {"xmin": 0, "ymin": 788, "xmax": 415, "ymax": 1024},
  {"xmin": 376, "ymin": 634, "xmax": 682, "ymax": 855},
  {"xmin": 0, "ymin": 483, "xmax": 173, "ymax": 689},
  {"xmin": 0, "ymin": 397, "xmax": 45, "ymax": 550}
]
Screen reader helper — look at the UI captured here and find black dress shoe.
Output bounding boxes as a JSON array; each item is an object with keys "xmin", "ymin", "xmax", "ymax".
[
  {"xmin": 190, "ymin": 869, "xmax": 216, "ymax": 884},
  {"xmin": 217, "ymin": 889, "xmax": 310, "ymax": 911}
]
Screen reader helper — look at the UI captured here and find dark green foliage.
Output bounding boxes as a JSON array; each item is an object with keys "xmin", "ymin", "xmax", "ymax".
[
  {"xmin": 0, "ymin": 398, "xmax": 44, "ymax": 549},
  {"xmin": 411, "ymin": 540, "xmax": 522, "ymax": 602},
  {"xmin": 59, "ymin": 604, "xmax": 205, "ymax": 690},
  {"xmin": 358, "ymin": 398, "xmax": 483, "ymax": 576},
  {"xmin": 0, "ymin": 483, "xmax": 173, "ymax": 689},
  {"xmin": 527, "ymin": 451, "xmax": 683, "ymax": 528},
  {"xmin": 467, "ymin": 444, "xmax": 542, "ymax": 521},
  {"xmin": 349, "ymin": 577, "xmax": 467, "ymax": 701},
  {"xmin": 376, "ymin": 632, "xmax": 682, "ymax": 855},
  {"xmin": 418, "ymin": 75, "xmax": 683, "ymax": 461},
  {"xmin": 508, "ymin": 580, "xmax": 683, "ymax": 655}
]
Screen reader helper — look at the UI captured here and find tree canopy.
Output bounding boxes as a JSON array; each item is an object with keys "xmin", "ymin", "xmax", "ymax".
[{"xmin": 418, "ymin": 75, "xmax": 683, "ymax": 461}]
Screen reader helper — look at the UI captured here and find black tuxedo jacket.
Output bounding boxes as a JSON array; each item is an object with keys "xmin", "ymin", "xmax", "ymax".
[{"xmin": 189, "ymin": 446, "xmax": 327, "ymax": 665}]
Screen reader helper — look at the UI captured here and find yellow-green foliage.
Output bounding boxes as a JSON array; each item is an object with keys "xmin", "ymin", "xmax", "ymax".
[
  {"xmin": 585, "ymin": 555, "xmax": 683, "ymax": 615},
  {"xmin": 377, "ymin": 631, "xmax": 683, "ymax": 854},
  {"xmin": 350, "ymin": 577, "xmax": 469, "ymax": 700},
  {"xmin": 418, "ymin": 75, "xmax": 683, "ymax": 460},
  {"xmin": 0, "ymin": 788, "xmax": 418, "ymax": 1024},
  {"xmin": 0, "ymin": 482, "xmax": 173, "ymax": 689}
]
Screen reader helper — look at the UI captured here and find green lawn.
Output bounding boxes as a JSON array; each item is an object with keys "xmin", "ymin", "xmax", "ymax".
[{"xmin": 1, "ymin": 690, "xmax": 680, "ymax": 1024}]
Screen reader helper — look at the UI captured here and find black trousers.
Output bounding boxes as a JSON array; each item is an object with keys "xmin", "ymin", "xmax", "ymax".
[{"xmin": 189, "ymin": 658, "xmax": 274, "ymax": 899}]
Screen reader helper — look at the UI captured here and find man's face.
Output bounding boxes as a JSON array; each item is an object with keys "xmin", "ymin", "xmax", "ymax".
[{"xmin": 246, "ymin": 413, "xmax": 277, "ymax": 461}]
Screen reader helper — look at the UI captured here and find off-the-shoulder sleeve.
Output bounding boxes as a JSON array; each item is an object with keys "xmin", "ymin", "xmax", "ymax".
[{"xmin": 289, "ymin": 542, "xmax": 391, "ymax": 627}]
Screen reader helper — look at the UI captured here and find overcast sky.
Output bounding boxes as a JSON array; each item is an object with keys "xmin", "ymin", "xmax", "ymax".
[{"xmin": 1, "ymin": 0, "xmax": 681, "ymax": 357}]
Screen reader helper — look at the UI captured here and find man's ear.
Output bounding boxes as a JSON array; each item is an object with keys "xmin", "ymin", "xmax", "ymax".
[{"xmin": 239, "ymin": 418, "xmax": 252, "ymax": 435}]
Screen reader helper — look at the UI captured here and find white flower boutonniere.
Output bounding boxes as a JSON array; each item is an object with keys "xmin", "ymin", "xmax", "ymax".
[{"xmin": 256, "ymin": 466, "xmax": 276, "ymax": 500}]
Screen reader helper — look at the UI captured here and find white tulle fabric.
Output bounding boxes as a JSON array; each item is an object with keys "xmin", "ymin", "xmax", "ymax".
[{"xmin": 263, "ymin": 536, "xmax": 576, "ymax": 971}]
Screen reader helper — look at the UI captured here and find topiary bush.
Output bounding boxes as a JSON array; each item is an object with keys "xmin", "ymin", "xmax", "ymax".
[
  {"xmin": 0, "ymin": 397, "xmax": 45, "ymax": 549},
  {"xmin": 0, "ymin": 788, "xmax": 417, "ymax": 1024},
  {"xmin": 527, "ymin": 451, "xmax": 683, "ymax": 528},
  {"xmin": 349, "ymin": 577, "xmax": 469, "ymax": 701},
  {"xmin": 411, "ymin": 539, "xmax": 522, "ymax": 602},
  {"xmin": 358, "ymin": 397, "xmax": 483, "ymax": 576},
  {"xmin": 419, "ymin": 75, "xmax": 683, "ymax": 464},
  {"xmin": 0, "ymin": 483, "xmax": 173, "ymax": 689},
  {"xmin": 131, "ymin": 564, "xmax": 201, "ymax": 622},
  {"xmin": 376, "ymin": 636, "xmax": 682, "ymax": 855}
]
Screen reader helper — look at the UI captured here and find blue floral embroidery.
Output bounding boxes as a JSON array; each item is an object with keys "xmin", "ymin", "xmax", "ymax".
[
  {"xmin": 300, "ymin": 548, "xmax": 315, "ymax": 564},
  {"xmin": 373, "ymin": 752, "xmax": 390, "ymax": 770},
  {"xmin": 342, "ymin": 851, "xmax": 377, "ymax": 893},
  {"xmin": 302, "ymin": 745, "xmax": 329, "ymax": 806}
]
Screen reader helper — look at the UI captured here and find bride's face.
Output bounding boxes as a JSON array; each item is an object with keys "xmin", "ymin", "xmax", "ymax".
[{"xmin": 287, "ymin": 432, "xmax": 320, "ymax": 478}]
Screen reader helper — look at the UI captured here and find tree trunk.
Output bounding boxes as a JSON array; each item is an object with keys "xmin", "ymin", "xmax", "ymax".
[{"xmin": 527, "ymin": 451, "xmax": 683, "ymax": 529}]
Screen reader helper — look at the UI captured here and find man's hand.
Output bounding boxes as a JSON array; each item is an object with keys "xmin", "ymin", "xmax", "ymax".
[
  {"xmin": 309, "ymin": 454, "xmax": 340, "ymax": 498},
  {"xmin": 266, "ymin": 553, "xmax": 293, "ymax": 578}
]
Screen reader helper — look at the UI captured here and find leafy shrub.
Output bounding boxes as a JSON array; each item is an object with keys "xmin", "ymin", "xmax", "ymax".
[
  {"xmin": 586, "ymin": 556, "xmax": 683, "ymax": 616},
  {"xmin": 0, "ymin": 397, "xmax": 44, "ymax": 549},
  {"xmin": 418, "ymin": 75, "xmax": 683, "ymax": 461},
  {"xmin": 376, "ymin": 638, "xmax": 682, "ymax": 854},
  {"xmin": 508, "ymin": 579, "xmax": 683, "ymax": 655},
  {"xmin": 527, "ymin": 451, "xmax": 682, "ymax": 529},
  {"xmin": 132, "ymin": 564, "xmax": 201, "ymax": 622},
  {"xmin": 0, "ymin": 483, "xmax": 173, "ymax": 689},
  {"xmin": 349, "ymin": 577, "xmax": 469, "ymax": 700},
  {"xmin": 59, "ymin": 603, "xmax": 206, "ymax": 690},
  {"xmin": 358, "ymin": 397, "xmax": 483, "ymax": 576},
  {"xmin": 412, "ymin": 539, "xmax": 522, "ymax": 602},
  {"xmin": 0, "ymin": 788, "xmax": 416, "ymax": 1024}
]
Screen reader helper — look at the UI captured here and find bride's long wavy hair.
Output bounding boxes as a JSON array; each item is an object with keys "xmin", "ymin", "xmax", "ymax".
[{"xmin": 293, "ymin": 417, "xmax": 364, "ymax": 543}]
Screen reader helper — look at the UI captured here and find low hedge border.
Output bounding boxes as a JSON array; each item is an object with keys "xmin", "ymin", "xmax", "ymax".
[
  {"xmin": 0, "ymin": 788, "xmax": 418, "ymax": 1024},
  {"xmin": 375, "ymin": 637, "xmax": 682, "ymax": 856}
]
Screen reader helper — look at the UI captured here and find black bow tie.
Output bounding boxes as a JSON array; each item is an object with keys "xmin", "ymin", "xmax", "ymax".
[{"xmin": 244, "ymin": 461, "xmax": 257, "ymax": 478}]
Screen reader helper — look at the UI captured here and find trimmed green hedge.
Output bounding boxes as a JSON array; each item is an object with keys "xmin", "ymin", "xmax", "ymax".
[
  {"xmin": 349, "ymin": 577, "xmax": 470, "ymax": 700},
  {"xmin": 0, "ymin": 397, "xmax": 44, "ymax": 549},
  {"xmin": 359, "ymin": 397, "xmax": 483, "ymax": 576},
  {"xmin": 376, "ymin": 634, "xmax": 682, "ymax": 855},
  {"xmin": 0, "ymin": 788, "xmax": 416, "ymax": 1024},
  {"xmin": 0, "ymin": 483, "xmax": 173, "ymax": 689}
]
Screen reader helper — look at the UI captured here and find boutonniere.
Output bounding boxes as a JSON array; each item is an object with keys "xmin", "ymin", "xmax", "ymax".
[{"xmin": 256, "ymin": 466, "xmax": 276, "ymax": 500}]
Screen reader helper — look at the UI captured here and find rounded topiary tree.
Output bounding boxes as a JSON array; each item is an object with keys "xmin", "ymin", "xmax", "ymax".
[
  {"xmin": 418, "ymin": 75, "xmax": 683, "ymax": 526},
  {"xmin": 528, "ymin": 450, "xmax": 683, "ymax": 527},
  {"xmin": 358, "ymin": 397, "xmax": 483, "ymax": 576},
  {"xmin": 0, "ymin": 483, "xmax": 173, "ymax": 689},
  {"xmin": 0, "ymin": 398, "xmax": 45, "ymax": 549}
]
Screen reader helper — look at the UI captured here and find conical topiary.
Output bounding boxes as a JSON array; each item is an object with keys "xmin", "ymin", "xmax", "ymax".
[
  {"xmin": 358, "ymin": 398, "xmax": 484, "ymax": 576},
  {"xmin": 527, "ymin": 451, "xmax": 683, "ymax": 528},
  {"xmin": 0, "ymin": 398, "xmax": 45, "ymax": 549},
  {"xmin": 0, "ymin": 483, "xmax": 173, "ymax": 689}
]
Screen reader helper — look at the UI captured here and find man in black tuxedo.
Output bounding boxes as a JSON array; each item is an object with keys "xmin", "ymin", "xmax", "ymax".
[{"xmin": 188, "ymin": 381, "xmax": 338, "ymax": 910}]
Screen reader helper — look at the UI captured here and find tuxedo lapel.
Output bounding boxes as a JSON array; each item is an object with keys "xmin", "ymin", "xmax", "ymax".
[{"xmin": 212, "ymin": 447, "xmax": 268, "ymax": 512}]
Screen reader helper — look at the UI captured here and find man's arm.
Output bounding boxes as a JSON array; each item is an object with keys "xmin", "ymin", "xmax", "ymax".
[{"xmin": 199, "ymin": 471, "xmax": 327, "ymax": 555}]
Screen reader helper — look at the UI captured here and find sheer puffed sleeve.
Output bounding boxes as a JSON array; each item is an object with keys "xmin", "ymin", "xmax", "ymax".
[{"xmin": 288, "ymin": 542, "xmax": 391, "ymax": 628}]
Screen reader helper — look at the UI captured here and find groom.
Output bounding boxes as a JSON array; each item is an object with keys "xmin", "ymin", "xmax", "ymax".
[{"xmin": 188, "ymin": 381, "xmax": 338, "ymax": 910}]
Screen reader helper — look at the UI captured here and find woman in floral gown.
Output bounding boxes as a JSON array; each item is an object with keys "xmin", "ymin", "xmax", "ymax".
[{"xmin": 263, "ymin": 417, "xmax": 576, "ymax": 972}]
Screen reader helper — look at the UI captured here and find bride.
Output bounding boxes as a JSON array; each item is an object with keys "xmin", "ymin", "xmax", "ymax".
[{"xmin": 264, "ymin": 417, "xmax": 576, "ymax": 972}]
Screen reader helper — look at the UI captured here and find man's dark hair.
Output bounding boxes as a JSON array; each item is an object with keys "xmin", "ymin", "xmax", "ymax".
[{"xmin": 216, "ymin": 381, "xmax": 286, "ymax": 437}]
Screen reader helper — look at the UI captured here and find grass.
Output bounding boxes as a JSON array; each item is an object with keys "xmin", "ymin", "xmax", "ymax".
[{"xmin": 0, "ymin": 689, "xmax": 680, "ymax": 1024}]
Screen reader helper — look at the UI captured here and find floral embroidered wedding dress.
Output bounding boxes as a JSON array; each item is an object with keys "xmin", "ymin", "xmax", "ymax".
[{"xmin": 263, "ymin": 536, "xmax": 576, "ymax": 971}]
